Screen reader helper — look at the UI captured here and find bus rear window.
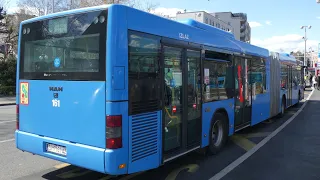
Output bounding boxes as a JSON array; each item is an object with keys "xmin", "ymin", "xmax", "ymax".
[{"xmin": 19, "ymin": 10, "xmax": 107, "ymax": 81}]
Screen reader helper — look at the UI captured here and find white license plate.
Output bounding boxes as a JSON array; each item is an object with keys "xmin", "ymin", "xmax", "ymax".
[{"xmin": 46, "ymin": 143, "xmax": 67, "ymax": 156}]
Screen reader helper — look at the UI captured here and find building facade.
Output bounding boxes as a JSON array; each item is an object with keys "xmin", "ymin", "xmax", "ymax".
[
  {"xmin": 175, "ymin": 11, "xmax": 251, "ymax": 43},
  {"xmin": 210, "ymin": 12, "xmax": 251, "ymax": 43},
  {"xmin": 176, "ymin": 11, "xmax": 233, "ymax": 34}
]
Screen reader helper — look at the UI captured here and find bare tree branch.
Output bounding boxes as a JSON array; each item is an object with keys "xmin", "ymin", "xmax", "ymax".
[{"xmin": 0, "ymin": 0, "xmax": 11, "ymax": 11}]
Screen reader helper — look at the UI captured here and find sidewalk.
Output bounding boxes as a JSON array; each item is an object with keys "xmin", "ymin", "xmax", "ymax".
[
  {"xmin": 222, "ymin": 89, "xmax": 320, "ymax": 180},
  {"xmin": 0, "ymin": 96, "xmax": 16, "ymax": 106}
]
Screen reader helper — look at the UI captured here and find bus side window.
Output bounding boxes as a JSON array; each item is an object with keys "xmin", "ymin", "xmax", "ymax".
[
  {"xmin": 128, "ymin": 31, "xmax": 161, "ymax": 115},
  {"xmin": 164, "ymin": 84, "xmax": 172, "ymax": 106}
]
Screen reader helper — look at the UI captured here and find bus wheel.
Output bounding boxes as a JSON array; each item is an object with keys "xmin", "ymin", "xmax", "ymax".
[
  {"xmin": 280, "ymin": 98, "xmax": 285, "ymax": 117},
  {"xmin": 208, "ymin": 112, "xmax": 228, "ymax": 155},
  {"xmin": 294, "ymin": 91, "xmax": 301, "ymax": 107}
]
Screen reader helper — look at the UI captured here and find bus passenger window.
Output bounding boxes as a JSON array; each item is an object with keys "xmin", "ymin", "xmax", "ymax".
[
  {"xmin": 203, "ymin": 61, "xmax": 219, "ymax": 102},
  {"xmin": 203, "ymin": 60, "xmax": 233, "ymax": 102},
  {"xmin": 128, "ymin": 31, "xmax": 161, "ymax": 115},
  {"xmin": 251, "ymin": 58, "xmax": 267, "ymax": 94}
]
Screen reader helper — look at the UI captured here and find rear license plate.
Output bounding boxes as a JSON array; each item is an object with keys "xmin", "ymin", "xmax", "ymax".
[{"xmin": 46, "ymin": 143, "xmax": 67, "ymax": 156}]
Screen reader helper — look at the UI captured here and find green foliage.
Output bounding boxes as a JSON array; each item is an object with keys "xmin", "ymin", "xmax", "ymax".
[{"xmin": 0, "ymin": 56, "xmax": 17, "ymax": 95}]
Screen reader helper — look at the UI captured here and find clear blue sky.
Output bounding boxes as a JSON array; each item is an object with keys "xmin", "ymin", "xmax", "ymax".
[
  {"xmin": 150, "ymin": 0, "xmax": 320, "ymax": 52},
  {"xmin": 7, "ymin": 0, "xmax": 320, "ymax": 52}
]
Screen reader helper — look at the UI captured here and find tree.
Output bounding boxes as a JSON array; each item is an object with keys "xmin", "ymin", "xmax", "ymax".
[
  {"xmin": 17, "ymin": 0, "xmax": 70, "ymax": 16},
  {"xmin": 0, "ymin": 55, "xmax": 16, "ymax": 95},
  {"xmin": 17, "ymin": 0, "xmax": 159, "ymax": 16},
  {"xmin": 75, "ymin": 0, "xmax": 159, "ymax": 13}
]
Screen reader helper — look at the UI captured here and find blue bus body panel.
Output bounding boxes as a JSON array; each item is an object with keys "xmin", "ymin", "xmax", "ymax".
[
  {"xmin": 251, "ymin": 93, "xmax": 271, "ymax": 125},
  {"xmin": 105, "ymin": 101, "xmax": 129, "ymax": 175},
  {"xmin": 106, "ymin": 5, "xmax": 128, "ymax": 102},
  {"xmin": 251, "ymin": 57, "xmax": 271, "ymax": 125},
  {"xmin": 18, "ymin": 80, "xmax": 106, "ymax": 148},
  {"xmin": 201, "ymin": 99, "xmax": 234, "ymax": 147},
  {"xmin": 16, "ymin": 131, "xmax": 106, "ymax": 173},
  {"xmin": 128, "ymin": 111, "xmax": 162, "ymax": 173}
]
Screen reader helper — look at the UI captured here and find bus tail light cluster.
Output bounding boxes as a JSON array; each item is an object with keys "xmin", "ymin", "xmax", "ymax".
[
  {"xmin": 172, "ymin": 106, "xmax": 177, "ymax": 113},
  {"xmin": 16, "ymin": 104, "xmax": 19, "ymax": 130},
  {"xmin": 106, "ymin": 115, "xmax": 122, "ymax": 149}
]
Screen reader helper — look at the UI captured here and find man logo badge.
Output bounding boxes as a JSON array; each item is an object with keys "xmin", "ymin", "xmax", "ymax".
[{"xmin": 49, "ymin": 86, "xmax": 62, "ymax": 107}]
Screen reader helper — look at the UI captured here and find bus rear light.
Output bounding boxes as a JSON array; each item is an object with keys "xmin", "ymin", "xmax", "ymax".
[
  {"xmin": 106, "ymin": 115, "xmax": 122, "ymax": 149},
  {"xmin": 193, "ymin": 104, "xmax": 197, "ymax": 109},
  {"xmin": 172, "ymin": 106, "xmax": 177, "ymax": 113},
  {"xmin": 106, "ymin": 115, "xmax": 122, "ymax": 127},
  {"xmin": 106, "ymin": 137, "xmax": 122, "ymax": 149},
  {"xmin": 16, "ymin": 104, "xmax": 19, "ymax": 130}
]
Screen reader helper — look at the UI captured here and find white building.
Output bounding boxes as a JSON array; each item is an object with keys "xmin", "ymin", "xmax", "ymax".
[
  {"xmin": 175, "ymin": 10, "xmax": 251, "ymax": 43},
  {"xmin": 176, "ymin": 11, "xmax": 233, "ymax": 33},
  {"xmin": 211, "ymin": 12, "xmax": 251, "ymax": 43}
]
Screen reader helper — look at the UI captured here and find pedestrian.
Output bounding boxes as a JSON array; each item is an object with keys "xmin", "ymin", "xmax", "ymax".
[
  {"xmin": 312, "ymin": 75, "xmax": 317, "ymax": 89},
  {"xmin": 318, "ymin": 75, "xmax": 320, "ymax": 90}
]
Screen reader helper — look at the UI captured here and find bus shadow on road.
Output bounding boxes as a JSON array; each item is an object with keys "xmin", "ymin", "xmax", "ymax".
[
  {"xmin": 40, "ymin": 96, "xmax": 310, "ymax": 180},
  {"xmin": 42, "ymin": 165, "xmax": 120, "ymax": 180}
]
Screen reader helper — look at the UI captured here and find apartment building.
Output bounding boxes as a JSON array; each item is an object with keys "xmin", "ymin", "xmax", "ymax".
[{"xmin": 175, "ymin": 10, "xmax": 251, "ymax": 43}]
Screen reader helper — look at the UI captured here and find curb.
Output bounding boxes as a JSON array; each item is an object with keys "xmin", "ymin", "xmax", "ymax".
[{"xmin": 0, "ymin": 103, "xmax": 16, "ymax": 106}]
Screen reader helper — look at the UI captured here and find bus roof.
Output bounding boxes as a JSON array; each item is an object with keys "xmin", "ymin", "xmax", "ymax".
[
  {"xmin": 20, "ymin": 4, "xmax": 271, "ymax": 58},
  {"xmin": 177, "ymin": 19, "xmax": 235, "ymax": 39},
  {"xmin": 20, "ymin": 4, "xmax": 111, "ymax": 25},
  {"xmin": 125, "ymin": 5, "xmax": 270, "ymax": 58},
  {"xmin": 278, "ymin": 53, "xmax": 298, "ymax": 64}
]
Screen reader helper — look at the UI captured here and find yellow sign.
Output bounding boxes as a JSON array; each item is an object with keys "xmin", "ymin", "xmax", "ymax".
[{"xmin": 20, "ymin": 82, "xmax": 29, "ymax": 105}]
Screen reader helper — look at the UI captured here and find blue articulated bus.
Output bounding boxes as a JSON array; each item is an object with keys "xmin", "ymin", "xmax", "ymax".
[{"xmin": 15, "ymin": 4, "xmax": 303, "ymax": 175}]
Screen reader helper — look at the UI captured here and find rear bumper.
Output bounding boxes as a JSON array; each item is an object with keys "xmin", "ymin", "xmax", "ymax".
[{"xmin": 15, "ymin": 130, "xmax": 121, "ymax": 174}]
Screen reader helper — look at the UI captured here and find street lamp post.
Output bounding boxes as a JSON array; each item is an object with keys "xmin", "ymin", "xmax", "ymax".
[{"xmin": 301, "ymin": 25, "xmax": 312, "ymax": 78}]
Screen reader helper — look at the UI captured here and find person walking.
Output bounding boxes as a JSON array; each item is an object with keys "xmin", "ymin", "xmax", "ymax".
[
  {"xmin": 317, "ymin": 75, "xmax": 320, "ymax": 90},
  {"xmin": 312, "ymin": 75, "xmax": 317, "ymax": 89}
]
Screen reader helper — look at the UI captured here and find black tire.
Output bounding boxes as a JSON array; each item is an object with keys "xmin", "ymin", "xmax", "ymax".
[
  {"xmin": 294, "ymin": 91, "xmax": 301, "ymax": 107},
  {"xmin": 279, "ymin": 97, "xmax": 286, "ymax": 117},
  {"xmin": 207, "ymin": 112, "xmax": 228, "ymax": 155}
]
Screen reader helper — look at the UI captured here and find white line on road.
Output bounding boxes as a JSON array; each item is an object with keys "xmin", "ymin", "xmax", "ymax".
[
  {"xmin": 0, "ymin": 139, "xmax": 15, "ymax": 143},
  {"xmin": 0, "ymin": 120, "xmax": 15, "ymax": 124},
  {"xmin": 209, "ymin": 89, "xmax": 314, "ymax": 180}
]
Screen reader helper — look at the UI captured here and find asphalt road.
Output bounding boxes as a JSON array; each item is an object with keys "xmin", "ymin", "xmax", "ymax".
[
  {"xmin": 0, "ymin": 105, "xmax": 60, "ymax": 180},
  {"xmin": 0, "ymin": 90, "xmax": 313, "ymax": 180}
]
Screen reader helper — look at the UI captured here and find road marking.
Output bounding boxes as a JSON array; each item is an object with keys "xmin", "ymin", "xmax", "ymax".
[
  {"xmin": 0, "ymin": 139, "xmax": 14, "ymax": 143},
  {"xmin": 244, "ymin": 132, "xmax": 271, "ymax": 138},
  {"xmin": 54, "ymin": 163, "xmax": 70, "ymax": 169},
  {"xmin": 0, "ymin": 120, "xmax": 15, "ymax": 124},
  {"xmin": 230, "ymin": 135, "xmax": 256, "ymax": 151},
  {"xmin": 209, "ymin": 89, "xmax": 314, "ymax": 180},
  {"xmin": 165, "ymin": 164, "xmax": 199, "ymax": 180},
  {"xmin": 286, "ymin": 111, "xmax": 296, "ymax": 115}
]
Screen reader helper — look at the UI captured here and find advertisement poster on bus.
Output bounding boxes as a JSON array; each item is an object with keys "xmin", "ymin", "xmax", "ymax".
[
  {"xmin": 20, "ymin": 82, "xmax": 29, "ymax": 105},
  {"xmin": 204, "ymin": 68, "xmax": 209, "ymax": 84}
]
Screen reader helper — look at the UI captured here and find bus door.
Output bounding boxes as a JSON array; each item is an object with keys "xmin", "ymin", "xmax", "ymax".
[
  {"xmin": 287, "ymin": 66, "xmax": 293, "ymax": 106},
  {"xmin": 234, "ymin": 56, "xmax": 252, "ymax": 130},
  {"xmin": 161, "ymin": 41, "xmax": 202, "ymax": 161}
]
